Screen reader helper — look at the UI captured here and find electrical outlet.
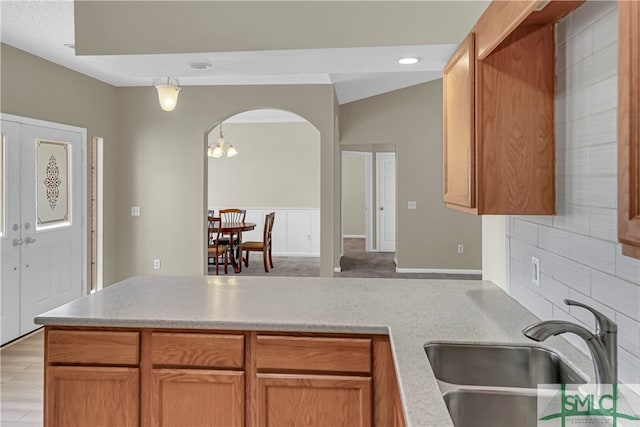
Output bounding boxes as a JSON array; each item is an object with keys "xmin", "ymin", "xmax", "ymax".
[
  {"xmin": 408, "ymin": 201, "xmax": 417, "ymax": 210},
  {"xmin": 131, "ymin": 206, "xmax": 141, "ymax": 217},
  {"xmin": 457, "ymin": 244, "xmax": 464, "ymax": 254},
  {"xmin": 532, "ymin": 256, "xmax": 540, "ymax": 287},
  {"xmin": 153, "ymin": 259, "xmax": 161, "ymax": 270}
]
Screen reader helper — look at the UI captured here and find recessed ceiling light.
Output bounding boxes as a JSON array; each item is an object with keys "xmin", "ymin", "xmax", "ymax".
[
  {"xmin": 398, "ymin": 57, "xmax": 420, "ymax": 65},
  {"xmin": 189, "ymin": 62, "xmax": 212, "ymax": 70}
]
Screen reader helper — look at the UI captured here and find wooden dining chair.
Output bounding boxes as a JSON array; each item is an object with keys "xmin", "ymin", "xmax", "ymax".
[
  {"xmin": 207, "ymin": 216, "xmax": 229, "ymax": 275},
  {"xmin": 241, "ymin": 212, "xmax": 275, "ymax": 272},
  {"xmin": 218, "ymin": 208, "xmax": 247, "ymax": 248}
]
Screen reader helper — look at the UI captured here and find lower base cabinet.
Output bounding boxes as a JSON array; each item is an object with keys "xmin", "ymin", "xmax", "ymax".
[
  {"xmin": 44, "ymin": 328, "xmax": 405, "ymax": 427},
  {"xmin": 46, "ymin": 366, "xmax": 139, "ymax": 427},
  {"xmin": 151, "ymin": 369, "xmax": 245, "ymax": 427},
  {"xmin": 256, "ymin": 374, "xmax": 372, "ymax": 427}
]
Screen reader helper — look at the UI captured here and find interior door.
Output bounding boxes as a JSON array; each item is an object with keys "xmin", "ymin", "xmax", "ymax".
[
  {"xmin": 1, "ymin": 121, "xmax": 22, "ymax": 343},
  {"xmin": 376, "ymin": 153, "xmax": 396, "ymax": 253},
  {"xmin": 0, "ymin": 119, "xmax": 84, "ymax": 344}
]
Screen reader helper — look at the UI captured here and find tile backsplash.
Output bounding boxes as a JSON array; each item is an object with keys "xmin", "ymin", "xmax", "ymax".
[{"xmin": 506, "ymin": 1, "xmax": 640, "ymax": 388}]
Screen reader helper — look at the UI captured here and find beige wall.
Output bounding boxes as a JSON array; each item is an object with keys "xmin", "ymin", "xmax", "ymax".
[
  {"xmin": 342, "ymin": 153, "xmax": 366, "ymax": 236},
  {"xmin": 0, "ymin": 43, "xmax": 120, "ymax": 285},
  {"xmin": 208, "ymin": 122, "xmax": 320, "ymax": 209},
  {"xmin": 340, "ymin": 80, "xmax": 482, "ymax": 270},
  {"xmin": 115, "ymin": 85, "xmax": 336, "ymax": 281}
]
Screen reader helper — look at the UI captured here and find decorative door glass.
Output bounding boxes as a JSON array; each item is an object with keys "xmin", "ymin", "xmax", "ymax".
[{"xmin": 36, "ymin": 139, "xmax": 71, "ymax": 229}]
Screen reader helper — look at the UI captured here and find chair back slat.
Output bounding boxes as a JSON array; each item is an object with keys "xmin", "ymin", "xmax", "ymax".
[
  {"xmin": 208, "ymin": 216, "xmax": 223, "ymax": 246},
  {"xmin": 220, "ymin": 209, "xmax": 246, "ymax": 224},
  {"xmin": 264, "ymin": 212, "xmax": 275, "ymax": 245}
]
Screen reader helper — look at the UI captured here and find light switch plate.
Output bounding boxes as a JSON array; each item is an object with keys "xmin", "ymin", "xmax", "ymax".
[
  {"xmin": 532, "ymin": 256, "xmax": 540, "ymax": 287},
  {"xmin": 408, "ymin": 201, "xmax": 417, "ymax": 210},
  {"xmin": 131, "ymin": 206, "xmax": 141, "ymax": 217}
]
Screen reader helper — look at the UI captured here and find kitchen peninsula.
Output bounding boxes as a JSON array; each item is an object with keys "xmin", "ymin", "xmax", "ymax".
[{"xmin": 36, "ymin": 276, "xmax": 592, "ymax": 427}]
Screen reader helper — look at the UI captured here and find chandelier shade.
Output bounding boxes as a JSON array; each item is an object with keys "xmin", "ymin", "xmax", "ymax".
[{"xmin": 153, "ymin": 76, "xmax": 181, "ymax": 112}]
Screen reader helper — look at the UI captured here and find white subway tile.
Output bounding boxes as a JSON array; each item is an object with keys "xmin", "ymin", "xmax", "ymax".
[
  {"xmin": 540, "ymin": 274, "xmax": 570, "ymax": 310},
  {"xmin": 539, "ymin": 226, "xmax": 571, "ymax": 257},
  {"xmin": 565, "ymin": 26, "xmax": 593, "ymax": 67},
  {"xmin": 588, "ymin": 143, "xmax": 617, "ymax": 176},
  {"xmin": 510, "ymin": 281, "xmax": 527, "ymax": 307},
  {"xmin": 617, "ymin": 312, "xmax": 640, "ymax": 356},
  {"xmin": 511, "ymin": 258, "xmax": 535, "ymax": 290},
  {"xmin": 513, "ymin": 219, "xmax": 538, "ymax": 245},
  {"xmin": 526, "ymin": 287, "xmax": 553, "ymax": 320},
  {"xmin": 564, "ymin": 147, "xmax": 589, "ymax": 176},
  {"xmin": 569, "ymin": 110, "xmax": 617, "ymax": 149},
  {"xmin": 563, "ymin": 87, "xmax": 592, "ymax": 122},
  {"xmin": 553, "ymin": 204, "xmax": 591, "ymax": 235},
  {"xmin": 619, "ymin": 348, "xmax": 640, "ymax": 387},
  {"xmin": 553, "ymin": 255, "xmax": 592, "ymax": 295},
  {"xmin": 590, "ymin": 75, "xmax": 617, "ymax": 113},
  {"xmin": 570, "ymin": 234, "xmax": 617, "ymax": 275},
  {"xmin": 510, "ymin": 238, "xmax": 553, "ymax": 276},
  {"xmin": 591, "ymin": 270, "xmax": 640, "ymax": 319},
  {"xmin": 568, "ymin": 289, "xmax": 618, "ymax": 329},
  {"xmin": 566, "ymin": 0, "xmax": 616, "ymax": 45},
  {"xmin": 568, "ymin": 176, "xmax": 617, "ymax": 208},
  {"xmin": 590, "ymin": 207, "xmax": 618, "ymax": 242},
  {"xmin": 616, "ymin": 248, "xmax": 640, "ymax": 285},
  {"xmin": 592, "ymin": 6, "xmax": 618, "ymax": 53},
  {"xmin": 523, "ymin": 216, "xmax": 554, "ymax": 227},
  {"xmin": 564, "ymin": 43, "xmax": 617, "ymax": 94}
]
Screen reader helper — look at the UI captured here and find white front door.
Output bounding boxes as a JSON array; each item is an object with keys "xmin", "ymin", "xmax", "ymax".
[
  {"xmin": 376, "ymin": 153, "xmax": 396, "ymax": 253},
  {"xmin": 1, "ymin": 118, "xmax": 85, "ymax": 344}
]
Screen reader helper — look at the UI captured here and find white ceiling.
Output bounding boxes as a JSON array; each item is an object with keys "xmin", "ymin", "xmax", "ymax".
[{"xmin": 0, "ymin": 1, "xmax": 458, "ymax": 104}]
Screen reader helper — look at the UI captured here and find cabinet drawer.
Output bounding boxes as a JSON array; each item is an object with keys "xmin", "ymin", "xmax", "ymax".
[
  {"xmin": 47, "ymin": 330, "xmax": 140, "ymax": 365},
  {"xmin": 256, "ymin": 336, "xmax": 371, "ymax": 374},
  {"xmin": 151, "ymin": 333, "xmax": 244, "ymax": 369}
]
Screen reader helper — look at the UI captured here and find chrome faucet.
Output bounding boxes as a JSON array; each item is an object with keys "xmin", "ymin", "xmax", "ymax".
[{"xmin": 522, "ymin": 299, "xmax": 617, "ymax": 385}]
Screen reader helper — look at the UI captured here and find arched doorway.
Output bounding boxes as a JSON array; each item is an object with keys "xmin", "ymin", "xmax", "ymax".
[{"xmin": 205, "ymin": 109, "xmax": 321, "ymax": 276}]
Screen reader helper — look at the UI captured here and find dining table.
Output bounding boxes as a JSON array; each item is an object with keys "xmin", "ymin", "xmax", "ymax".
[{"xmin": 215, "ymin": 221, "xmax": 256, "ymax": 273}]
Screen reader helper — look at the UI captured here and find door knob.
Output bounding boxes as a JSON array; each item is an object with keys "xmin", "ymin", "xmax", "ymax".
[
  {"xmin": 13, "ymin": 238, "xmax": 23, "ymax": 246},
  {"xmin": 25, "ymin": 237, "xmax": 36, "ymax": 244}
]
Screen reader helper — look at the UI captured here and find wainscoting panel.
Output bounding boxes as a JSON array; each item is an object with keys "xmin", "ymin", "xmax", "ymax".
[{"xmin": 211, "ymin": 208, "xmax": 320, "ymax": 257}]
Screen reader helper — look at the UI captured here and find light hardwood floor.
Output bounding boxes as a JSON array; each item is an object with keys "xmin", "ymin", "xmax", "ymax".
[{"xmin": 1, "ymin": 330, "xmax": 44, "ymax": 427}]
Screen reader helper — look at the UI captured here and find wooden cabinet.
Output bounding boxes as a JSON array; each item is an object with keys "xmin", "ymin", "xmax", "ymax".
[
  {"xmin": 443, "ymin": 33, "xmax": 476, "ymax": 209},
  {"xmin": 45, "ymin": 330, "xmax": 141, "ymax": 427},
  {"xmin": 618, "ymin": 0, "xmax": 640, "ymax": 259},
  {"xmin": 45, "ymin": 365, "xmax": 139, "ymax": 427},
  {"xmin": 44, "ymin": 328, "xmax": 404, "ymax": 427},
  {"xmin": 443, "ymin": 25, "xmax": 556, "ymax": 214},
  {"xmin": 257, "ymin": 374, "xmax": 371, "ymax": 427},
  {"xmin": 150, "ymin": 369, "xmax": 244, "ymax": 427}
]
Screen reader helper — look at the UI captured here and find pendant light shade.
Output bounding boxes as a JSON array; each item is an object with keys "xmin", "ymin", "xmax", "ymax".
[{"xmin": 153, "ymin": 76, "xmax": 181, "ymax": 112}]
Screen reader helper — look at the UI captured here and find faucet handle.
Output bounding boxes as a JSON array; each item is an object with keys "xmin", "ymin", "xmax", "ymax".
[{"xmin": 564, "ymin": 299, "xmax": 617, "ymax": 333}]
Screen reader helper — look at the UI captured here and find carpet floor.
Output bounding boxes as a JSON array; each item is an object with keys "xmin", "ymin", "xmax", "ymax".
[{"xmin": 208, "ymin": 238, "xmax": 481, "ymax": 280}]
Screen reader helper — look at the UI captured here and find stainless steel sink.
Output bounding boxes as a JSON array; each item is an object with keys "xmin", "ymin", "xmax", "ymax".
[
  {"xmin": 424, "ymin": 342, "xmax": 586, "ymax": 388},
  {"xmin": 443, "ymin": 390, "xmax": 538, "ymax": 427}
]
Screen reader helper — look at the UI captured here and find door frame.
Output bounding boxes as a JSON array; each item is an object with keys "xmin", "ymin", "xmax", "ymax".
[
  {"xmin": 376, "ymin": 152, "xmax": 396, "ymax": 253},
  {"xmin": 1, "ymin": 113, "xmax": 89, "ymax": 295},
  {"xmin": 340, "ymin": 151, "xmax": 373, "ymax": 253}
]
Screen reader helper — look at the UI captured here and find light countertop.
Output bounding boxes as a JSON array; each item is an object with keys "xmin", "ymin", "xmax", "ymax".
[{"xmin": 35, "ymin": 275, "xmax": 593, "ymax": 427}]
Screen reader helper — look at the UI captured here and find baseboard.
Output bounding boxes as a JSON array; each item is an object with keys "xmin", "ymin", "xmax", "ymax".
[
  {"xmin": 272, "ymin": 253, "xmax": 320, "ymax": 258},
  {"xmin": 334, "ymin": 267, "xmax": 342, "ymax": 272},
  {"xmin": 395, "ymin": 268, "xmax": 483, "ymax": 275},
  {"xmin": 343, "ymin": 235, "xmax": 366, "ymax": 239}
]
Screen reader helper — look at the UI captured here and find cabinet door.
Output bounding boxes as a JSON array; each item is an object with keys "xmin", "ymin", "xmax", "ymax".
[
  {"xmin": 618, "ymin": 0, "xmax": 640, "ymax": 258},
  {"xmin": 257, "ymin": 373, "xmax": 371, "ymax": 427},
  {"xmin": 45, "ymin": 366, "xmax": 139, "ymax": 427},
  {"xmin": 150, "ymin": 369, "xmax": 244, "ymax": 427},
  {"xmin": 443, "ymin": 32, "xmax": 476, "ymax": 209}
]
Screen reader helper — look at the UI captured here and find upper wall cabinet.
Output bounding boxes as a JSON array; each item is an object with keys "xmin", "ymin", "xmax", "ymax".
[
  {"xmin": 618, "ymin": 1, "xmax": 640, "ymax": 259},
  {"xmin": 442, "ymin": 0, "xmax": 584, "ymax": 215},
  {"xmin": 443, "ymin": 25, "xmax": 555, "ymax": 214}
]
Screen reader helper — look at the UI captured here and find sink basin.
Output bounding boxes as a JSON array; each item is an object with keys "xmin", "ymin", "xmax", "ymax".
[
  {"xmin": 424, "ymin": 342, "xmax": 586, "ymax": 388},
  {"xmin": 443, "ymin": 390, "xmax": 538, "ymax": 427}
]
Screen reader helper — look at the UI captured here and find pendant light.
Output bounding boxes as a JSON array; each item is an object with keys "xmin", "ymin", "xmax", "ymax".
[{"xmin": 153, "ymin": 76, "xmax": 181, "ymax": 112}]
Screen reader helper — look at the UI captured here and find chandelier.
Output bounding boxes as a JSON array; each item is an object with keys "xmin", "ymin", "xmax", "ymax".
[{"xmin": 208, "ymin": 123, "xmax": 238, "ymax": 158}]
